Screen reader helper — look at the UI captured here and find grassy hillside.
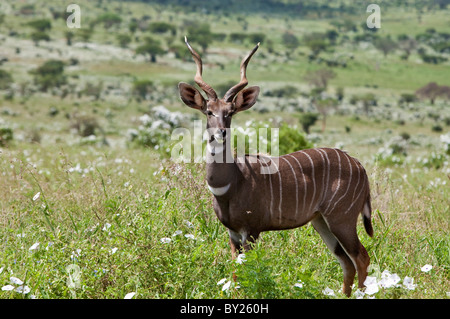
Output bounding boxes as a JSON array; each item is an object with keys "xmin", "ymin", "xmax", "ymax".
[{"xmin": 0, "ymin": 0, "xmax": 449, "ymax": 299}]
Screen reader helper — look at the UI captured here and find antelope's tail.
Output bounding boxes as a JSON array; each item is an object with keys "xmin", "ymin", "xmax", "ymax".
[{"xmin": 362, "ymin": 194, "xmax": 374, "ymax": 237}]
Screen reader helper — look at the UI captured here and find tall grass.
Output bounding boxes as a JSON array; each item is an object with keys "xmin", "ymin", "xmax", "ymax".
[{"xmin": 1, "ymin": 143, "xmax": 448, "ymax": 299}]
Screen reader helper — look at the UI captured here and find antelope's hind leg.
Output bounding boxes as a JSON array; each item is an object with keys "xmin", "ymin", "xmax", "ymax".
[
  {"xmin": 328, "ymin": 223, "xmax": 370, "ymax": 293},
  {"xmin": 311, "ymin": 214, "xmax": 356, "ymax": 297}
]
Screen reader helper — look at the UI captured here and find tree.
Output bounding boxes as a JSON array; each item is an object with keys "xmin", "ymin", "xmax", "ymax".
[
  {"xmin": 416, "ymin": 82, "xmax": 442, "ymax": 105},
  {"xmin": 27, "ymin": 19, "xmax": 52, "ymax": 32},
  {"xmin": 132, "ymin": 80, "xmax": 154, "ymax": 101},
  {"xmin": 349, "ymin": 93, "xmax": 377, "ymax": 115},
  {"xmin": 303, "ymin": 33, "xmax": 329, "ymax": 59},
  {"xmin": 148, "ymin": 22, "xmax": 176, "ymax": 36},
  {"xmin": 136, "ymin": 37, "xmax": 164, "ymax": 63},
  {"xmin": 282, "ymin": 32, "xmax": 299, "ymax": 50},
  {"xmin": 374, "ymin": 36, "xmax": 397, "ymax": 57},
  {"xmin": 65, "ymin": 31, "xmax": 74, "ymax": 46},
  {"xmin": 96, "ymin": 13, "xmax": 122, "ymax": 29},
  {"xmin": 117, "ymin": 34, "xmax": 132, "ymax": 48},
  {"xmin": 325, "ymin": 29, "xmax": 339, "ymax": 45},
  {"xmin": 438, "ymin": 85, "xmax": 450, "ymax": 101},
  {"xmin": 31, "ymin": 31, "xmax": 50, "ymax": 46},
  {"xmin": 30, "ymin": 60, "xmax": 66, "ymax": 92},
  {"xmin": 0, "ymin": 69, "xmax": 13, "ymax": 90},
  {"xmin": 397, "ymin": 35, "xmax": 417, "ymax": 60},
  {"xmin": 298, "ymin": 113, "xmax": 319, "ymax": 134},
  {"xmin": 186, "ymin": 23, "xmax": 213, "ymax": 53},
  {"xmin": 304, "ymin": 68, "xmax": 336, "ymax": 89},
  {"xmin": 314, "ymin": 97, "xmax": 337, "ymax": 132},
  {"xmin": 77, "ymin": 27, "xmax": 94, "ymax": 42},
  {"xmin": 27, "ymin": 19, "xmax": 51, "ymax": 46}
]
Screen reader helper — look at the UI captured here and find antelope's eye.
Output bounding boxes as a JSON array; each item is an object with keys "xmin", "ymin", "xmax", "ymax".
[
  {"xmin": 225, "ymin": 111, "xmax": 235, "ymax": 118},
  {"xmin": 206, "ymin": 110, "xmax": 213, "ymax": 116}
]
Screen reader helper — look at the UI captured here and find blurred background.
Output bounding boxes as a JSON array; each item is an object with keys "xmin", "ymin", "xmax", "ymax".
[{"xmin": 0, "ymin": 0, "xmax": 449, "ymax": 161}]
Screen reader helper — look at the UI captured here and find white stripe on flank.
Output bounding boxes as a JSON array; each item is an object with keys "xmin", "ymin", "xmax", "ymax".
[
  {"xmin": 315, "ymin": 149, "xmax": 326, "ymax": 203},
  {"xmin": 350, "ymin": 157, "xmax": 362, "ymax": 202},
  {"xmin": 329, "ymin": 152, "xmax": 353, "ymax": 213},
  {"xmin": 281, "ymin": 157, "xmax": 298, "ymax": 219},
  {"xmin": 317, "ymin": 149, "xmax": 331, "ymax": 203},
  {"xmin": 300, "ymin": 151, "xmax": 316, "ymax": 213},
  {"xmin": 207, "ymin": 183, "xmax": 231, "ymax": 196},
  {"xmin": 259, "ymin": 157, "xmax": 274, "ymax": 216},
  {"xmin": 288, "ymin": 154, "xmax": 307, "ymax": 214},
  {"xmin": 343, "ymin": 176, "xmax": 367, "ymax": 215},
  {"xmin": 272, "ymin": 159, "xmax": 282, "ymax": 222},
  {"xmin": 324, "ymin": 149, "xmax": 342, "ymax": 214}
]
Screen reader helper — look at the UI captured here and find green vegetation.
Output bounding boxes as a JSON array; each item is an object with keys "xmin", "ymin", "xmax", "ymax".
[{"xmin": 0, "ymin": 0, "xmax": 448, "ymax": 299}]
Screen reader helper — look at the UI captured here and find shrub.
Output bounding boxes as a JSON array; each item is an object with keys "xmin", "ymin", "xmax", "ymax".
[
  {"xmin": 0, "ymin": 69, "xmax": 13, "ymax": 90},
  {"xmin": 373, "ymin": 136, "xmax": 408, "ymax": 166},
  {"xmin": 233, "ymin": 121, "xmax": 312, "ymax": 156},
  {"xmin": 278, "ymin": 123, "xmax": 313, "ymax": 154},
  {"xmin": 0, "ymin": 127, "xmax": 13, "ymax": 147},
  {"xmin": 132, "ymin": 80, "xmax": 154, "ymax": 101},
  {"xmin": 298, "ymin": 113, "xmax": 319, "ymax": 134},
  {"xmin": 128, "ymin": 106, "xmax": 184, "ymax": 156},
  {"xmin": 148, "ymin": 22, "xmax": 176, "ymax": 35},
  {"xmin": 263, "ymin": 85, "xmax": 299, "ymax": 98},
  {"xmin": 30, "ymin": 60, "xmax": 66, "ymax": 92},
  {"xmin": 27, "ymin": 19, "xmax": 52, "ymax": 32},
  {"xmin": 441, "ymin": 133, "xmax": 450, "ymax": 155},
  {"xmin": 234, "ymin": 248, "xmax": 280, "ymax": 298}
]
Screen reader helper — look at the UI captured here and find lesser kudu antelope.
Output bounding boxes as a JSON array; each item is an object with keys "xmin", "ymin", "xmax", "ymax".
[{"xmin": 178, "ymin": 37, "xmax": 374, "ymax": 297}]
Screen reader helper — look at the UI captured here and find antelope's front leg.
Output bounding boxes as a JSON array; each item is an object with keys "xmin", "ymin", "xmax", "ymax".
[
  {"xmin": 228, "ymin": 229, "xmax": 244, "ymax": 260},
  {"xmin": 228, "ymin": 229, "xmax": 260, "ymax": 259}
]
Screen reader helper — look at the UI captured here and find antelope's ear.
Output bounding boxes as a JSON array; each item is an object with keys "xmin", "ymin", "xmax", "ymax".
[
  {"xmin": 233, "ymin": 86, "xmax": 260, "ymax": 113},
  {"xmin": 178, "ymin": 82, "xmax": 206, "ymax": 111}
]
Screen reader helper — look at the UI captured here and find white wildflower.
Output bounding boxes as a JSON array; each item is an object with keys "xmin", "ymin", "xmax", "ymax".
[
  {"xmin": 322, "ymin": 287, "xmax": 335, "ymax": 296},
  {"xmin": 10, "ymin": 277, "xmax": 23, "ymax": 285},
  {"xmin": 364, "ymin": 276, "xmax": 379, "ymax": 295},
  {"xmin": 354, "ymin": 289, "xmax": 365, "ymax": 299},
  {"xmin": 110, "ymin": 247, "xmax": 118, "ymax": 254},
  {"xmin": 379, "ymin": 270, "xmax": 401, "ymax": 288},
  {"xmin": 236, "ymin": 253, "xmax": 246, "ymax": 264},
  {"xmin": 217, "ymin": 278, "xmax": 227, "ymax": 285},
  {"xmin": 183, "ymin": 220, "xmax": 194, "ymax": 228},
  {"xmin": 222, "ymin": 280, "xmax": 231, "ymax": 292},
  {"xmin": 2, "ymin": 285, "xmax": 15, "ymax": 291},
  {"xmin": 33, "ymin": 192, "xmax": 40, "ymax": 201},
  {"xmin": 29, "ymin": 242, "xmax": 40, "ymax": 252},
  {"xmin": 184, "ymin": 234, "xmax": 195, "ymax": 240},
  {"xmin": 124, "ymin": 292, "xmax": 136, "ymax": 299},
  {"xmin": 294, "ymin": 280, "xmax": 304, "ymax": 289},
  {"xmin": 102, "ymin": 223, "xmax": 111, "ymax": 231},
  {"xmin": 403, "ymin": 276, "xmax": 416, "ymax": 290},
  {"xmin": 160, "ymin": 237, "xmax": 172, "ymax": 244},
  {"xmin": 15, "ymin": 286, "xmax": 31, "ymax": 294},
  {"xmin": 172, "ymin": 230, "xmax": 183, "ymax": 237},
  {"xmin": 421, "ymin": 264, "xmax": 432, "ymax": 273}
]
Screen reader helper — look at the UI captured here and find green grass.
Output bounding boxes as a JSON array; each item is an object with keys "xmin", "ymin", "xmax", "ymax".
[
  {"xmin": 0, "ymin": 141, "xmax": 448, "ymax": 299},
  {"xmin": 0, "ymin": 0, "xmax": 449, "ymax": 299}
]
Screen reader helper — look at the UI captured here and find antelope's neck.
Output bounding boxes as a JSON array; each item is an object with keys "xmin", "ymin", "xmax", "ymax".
[{"xmin": 206, "ymin": 137, "xmax": 237, "ymax": 196}]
